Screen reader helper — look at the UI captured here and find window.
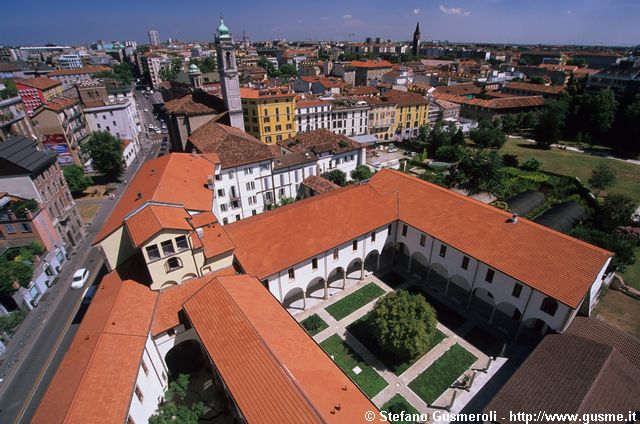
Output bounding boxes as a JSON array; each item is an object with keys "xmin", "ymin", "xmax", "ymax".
[
  {"xmin": 244, "ymin": 167, "xmax": 253, "ymax": 175},
  {"xmin": 512, "ymin": 283, "xmax": 523, "ymax": 299},
  {"xmin": 20, "ymin": 223, "xmax": 32, "ymax": 233},
  {"xmin": 461, "ymin": 256, "xmax": 469, "ymax": 270},
  {"xmin": 175, "ymin": 235, "xmax": 189, "ymax": 251},
  {"xmin": 165, "ymin": 257, "xmax": 182, "ymax": 272},
  {"xmin": 402, "ymin": 224, "xmax": 407, "ymax": 236},
  {"xmin": 333, "ymin": 248, "xmax": 339, "ymax": 260},
  {"xmin": 439, "ymin": 244, "xmax": 447, "ymax": 258},
  {"xmin": 134, "ymin": 385, "xmax": 143, "ymax": 402},
  {"xmin": 261, "ymin": 164, "xmax": 269, "ymax": 171},
  {"xmin": 352, "ymin": 239, "xmax": 358, "ymax": 251},
  {"xmin": 312, "ymin": 258, "xmax": 318, "ymax": 270},
  {"xmin": 246, "ymin": 181, "xmax": 255, "ymax": 190},
  {"xmin": 371, "ymin": 231, "xmax": 376, "ymax": 242},
  {"xmin": 145, "ymin": 244, "xmax": 160, "ymax": 260},
  {"xmin": 264, "ymin": 126, "xmax": 271, "ymax": 132},
  {"xmin": 540, "ymin": 297, "xmax": 558, "ymax": 316},
  {"xmin": 288, "ymin": 268, "xmax": 295, "ymax": 279},
  {"xmin": 387, "ymin": 225, "xmax": 392, "ymax": 235},
  {"xmin": 127, "ymin": 415, "xmax": 136, "ymax": 424},
  {"xmin": 217, "ymin": 188, "xmax": 225, "ymax": 197},
  {"xmin": 485, "ymin": 269, "xmax": 495, "ymax": 283},
  {"xmin": 420, "ymin": 234, "xmax": 426, "ymax": 247},
  {"xmin": 220, "ymin": 204, "xmax": 228, "ymax": 212},
  {"xmin": 223, "ymin": 217, "xmax": 228, "ymax": 224},
  {"xmin": 161, "ymin": 240, "xmax": 175, "ymax": 256},
  {"xmin": 141, "ymin": 360, "xmax": 149, "ymax": 376}
]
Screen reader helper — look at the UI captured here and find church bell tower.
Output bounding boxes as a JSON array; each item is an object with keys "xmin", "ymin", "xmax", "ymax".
[
  {"xmin": 412, "ymin": 22, "xmax": 421, "ymax": 57},
  {"xmin": 215, "ymin": 18, "xmax": 245, "ymax": 131}
]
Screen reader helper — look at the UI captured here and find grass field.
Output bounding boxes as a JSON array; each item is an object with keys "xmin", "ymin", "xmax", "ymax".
[
  {"xmin": 325, "ymin": 283, "xmax": 385, "ymax": 321},
  {"xmin": 347, "ymin": 312, "xmax": 447, "ymax": 375},
  {"xmin": 320, "ymin": 334, "xmax": 388, "ymax": 398},
  {"xmin": 500, "ymin": 138, "xmax": 640, "ymax": 204},
  {"xmin": 594, "ymin": 290, "xmax": 640, "ymax": 339},
  {"xmin": 381, "ymin": 394, "xmax": 420, "ymax": 424},
  {"xmin": 77, "ymin": 203, "xmax": 100, "ymax": 224},
  {"xmin": 299, "ymin": 314, "xmax": 329, "ymax": 336},
  {"xmin": 621, "ymin": 247, "xmax": 640, "ymax": 291},
  {"xmin": 408, "ymin": 344, "xmax": 476, "ymax": 405}
]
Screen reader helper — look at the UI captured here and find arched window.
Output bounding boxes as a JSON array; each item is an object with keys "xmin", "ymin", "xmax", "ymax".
[
  {"xmin": 165, "ymin": 257, "xmax": 183, "ymax": 273},
  {"xmin": 540, "ymin": 297, "xmax": 558, "ymax": 316},
  {"xmin": 225, "ymin": 51, "xmax": 233, "ymax": 70}
]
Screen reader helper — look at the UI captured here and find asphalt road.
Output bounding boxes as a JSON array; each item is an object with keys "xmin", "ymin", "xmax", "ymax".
[{"xmin": 0, "ymin": 91, "xmax": 163, "ymax": 423}]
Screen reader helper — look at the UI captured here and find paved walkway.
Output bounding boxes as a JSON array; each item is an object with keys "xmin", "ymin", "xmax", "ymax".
[{"xmin": 295, "ymin": 272, "xmax": 510, "ymax": 421}]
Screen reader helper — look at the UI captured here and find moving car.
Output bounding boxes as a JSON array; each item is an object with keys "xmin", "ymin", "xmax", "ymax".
[
  {"xmin": 71, "ymin": 268, "xmax": 90, "ymax": 289},
  {"xmin": 82, "ymin": 284, "xmax": 98, "ymax": 305}
]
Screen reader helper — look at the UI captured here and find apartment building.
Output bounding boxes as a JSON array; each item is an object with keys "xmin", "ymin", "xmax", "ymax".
[
  {"xmin": 329, "ymin": 98, "xmax": 369, "ymax": 136},
  {"xmin": 383, "ymin": 90, "xmax": 429, "ymax": 139},
  {"xmin": 365, "ymin": 97, "xmax": 397, "ymax": 140},
  {"xmin": 240, "ymin": 87, "xmax": 296, "ymax": 144},
  {"xmin": 0, "ymin": 95, "xmax": 37, "ymax": 141},
  {"xmin": 295, "ymin": 98, "xmax": 332, "ymax": 133},
  {"xmin": 14, "ymin": 77, "xmax": 64, "ymax": 115},
  {"xmin": 48, "ymin": 65, "xmax": 111, "ymax": 90}
]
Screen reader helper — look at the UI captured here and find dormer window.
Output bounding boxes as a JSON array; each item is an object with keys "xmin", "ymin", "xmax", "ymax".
[
  {"xmin": 161, "ymin": 240, "xmax": 175, "ymax": 256},
  {"xmin": 145, "ymin": 244, "xmax": 160, "ymax": 261}
]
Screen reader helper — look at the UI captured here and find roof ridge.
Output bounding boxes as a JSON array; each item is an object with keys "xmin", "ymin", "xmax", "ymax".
[
  {"xmin": 377, "ymin": 169, "xmax": 612, "ymax": 257},
  {"xmin": 574, "ymin": 342, "xmax": 619, "ymax": 413}
]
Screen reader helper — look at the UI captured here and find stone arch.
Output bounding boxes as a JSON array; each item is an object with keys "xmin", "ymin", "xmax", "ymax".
[
  {"xmin": 446, "ymin": 274, "xmax": 470, "ymax": 302},
  {"xmin": 164, "ymin": 339, "xmax": 208, "ymax": 378},
  {"xmin": 346, "ymin": 257, "xmax": 363, "ymax": 280},
  {"xmin": 161, "ymin": 280, "xmax": 178, "ymax": 289},
  {"xmin": 494, "ymin": 302, "xmax": 522, "ymax": 335},
  {"xmin": 427, "ymin": 262, "xmax": 449, "ymax": 292},
  {"xmin": 469, "ymin": 287, "xmax": 496, "ymax": 321},
  {"xmin": 306, "ymin": 277, "xmax": 326, "ymax": 300},
  {"xmin": 328, "ymin": 267, "xmax": 346, "ymax": 289},
  {"xmin": 181, "ymin": 273, "xmax": 197, "ymax": 282},
  {"xmin": 409, "ymin": 251, "xmax": 429, "ymax": 279},
  {"xmin": 396, "ymin": 242, "xmax": 410, "ymax": 269},
  {"xmin": 379, "ymin": 242, "xmax": 395, "ymax": 269},
  {"xmin": 282, "ymin": 287, "xmax": 305, "ymax": 311},
  {"xmin": 540, "ymin": 297, "xmax": 559, "ymax": 317},
  {"xmin": 364, "ymin": 249, "xmax": 380, "ymax": 273},
  {"xmin": 521, "ymin": 316, "xmax": 554, "ymax": 340}
]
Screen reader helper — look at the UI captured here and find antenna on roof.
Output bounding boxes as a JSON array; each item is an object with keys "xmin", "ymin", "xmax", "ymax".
[
  {"xmin": 136, "ymin": 192, "xmax": 143, "ymax": 200},
  {"xmin": 509, "ymin": 213, "xmax": 518, "ymax": 224}
]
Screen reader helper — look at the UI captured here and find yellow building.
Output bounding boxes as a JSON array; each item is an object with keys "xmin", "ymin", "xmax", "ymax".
[
  {"xmin": 366, "ymin": 97, "xmax": 397, "ymax": 140},
  {"xmin": 383, "ymin": 90, "xmax": 429, "ymax": 140},
  {"xmin": 240, "ymin": 87, "xmax": 296, "ymax": 144}
]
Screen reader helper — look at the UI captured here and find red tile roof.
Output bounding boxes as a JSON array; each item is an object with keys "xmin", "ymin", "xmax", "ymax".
[
  {"xmin": 48, "ymin": 66, "xmax": 111, "ymax": 76},
  {"xmin": 15, "ymin": 77, "xmax": 61, "ymax": 91},
  {"xmin": 124, "ymin": 204, "xmax": 193, "ymax": 247},
  {"xmin": 32, "ymin": 272, "xmax": 157, "ymax": 424},
  {"xmin": 192, "ymin": 220, "xmax": 235, "ymax": 259},
  {"xmin": 503, "ymin": 82, "xmax": 565, "ymax": 95},
  {"xmin": 40, "ymin": 97, "xmax": 78, "ymax": 111},
  {"xmin": 302, "ymin": 175, "xmax": 340, "ymax": 194},
  {"xmin": 278, "ymin": 129, "xmax": 361, "ymax": 155},
  {"xmin": 368, "ymin": 169, "xmax": 612, "ymax": 308},
  {"xmin": 93, "ymin": 154, "xmax": 216, "ymax": 244},
  {"xmin": 433, "ymin": 92, "xmax": 546, "ymax": 110},
  {"xmin": 350, "ymin": 60, "xmax": 393, "ymax": 69},
  {"xmin": 381, "ymin": 89, "xmax": 429, "ymax": 106},
  {"xmin": 225, "ymin": 184, "xmax": 398, "ymax": 279},
  {"xmin": 184, "ymin": 275, "xmax": 381, "ymax": 423},
  {"xmin": 240, "ymin": 87, "xmax": 295, "ymax": 99}
]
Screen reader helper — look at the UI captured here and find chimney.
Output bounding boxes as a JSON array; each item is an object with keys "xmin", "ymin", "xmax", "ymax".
[
  {"xmin": 136, "ymin": 192, "xmax": 143, "ymax": 200},
  {"xmin": 510, "ymin": 214, "xmax": 518, "ymax": 224},
  {"xmin": 196, "ymin": 227, "xmax": 204, "ymax": 238}
]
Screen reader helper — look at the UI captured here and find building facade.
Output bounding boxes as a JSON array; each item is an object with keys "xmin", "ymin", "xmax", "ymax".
[
  {"xmin": 15, "ymin": 77, "xmax": 64, "ymax": 115},
  {"xmin": 295, "ymin": 99, "xmax": 331, "ymax": 133},
  {"xmin": 0, "ymin": 95, "xmax": 38, "ymax": 142},
  {"xmin": 240, "ymin": 87, "xmax": 296, "ymax": 144}
]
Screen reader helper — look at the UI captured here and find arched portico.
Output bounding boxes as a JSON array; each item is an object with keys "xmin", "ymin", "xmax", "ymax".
[
  {"xmin": 282, "ymin": 287, "xmax": 305, "ymax": 311},
  {"xmin": 364, "ymin": 250, "xmax": 380, "ymax": 274},
  {"xmin": 379, "ymin": 242, "xmax": 395, "ymax": 270},
  {"xmin": 346, "ymin": 258, "xmax": 364, "ymax": 280},
  {"xmin": 446, "ymin": 274, "xmax": 470, "ymax": 304},
  {"xmin": 328, "ymin": 267, "xmax": 346, "ymax": 290},
  {"xmin": 306, "ymin": 277, "xmax": 327, "ymax": 300},
  {"xmin": 493, "ymin": 302, "xmax": 522, "ymax": 335},
  {"xmin": 409, "ymin": 251, "xmax": 429, "ymax": 280},
  {"xmin": 427, "ymin": 263, "xmax": 449, "ymax": 293},
  {"xmin": 468, "ymin": 287, "xmax": 496, "ymax": 321}
]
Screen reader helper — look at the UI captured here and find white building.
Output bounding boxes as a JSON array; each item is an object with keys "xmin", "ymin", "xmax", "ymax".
[
  {"xmin": 57, "ymin": 54, "xmax": 82, "ymax": 69},
  {"xmin": 329, "ymin": 99, "xmax": 369, "ymax": 136},
  {"xmin": 148, "ymin": 30, "xmax": 160, "ymax": 46},
  {"xmin": 295, "ymin": 99, "xmax": 332, "ymax": 133}
]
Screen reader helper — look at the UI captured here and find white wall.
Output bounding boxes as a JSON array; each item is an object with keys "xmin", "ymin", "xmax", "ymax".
[{"xmin": 127, "ymin": 335, "xmax": 167, "ymax": 424}]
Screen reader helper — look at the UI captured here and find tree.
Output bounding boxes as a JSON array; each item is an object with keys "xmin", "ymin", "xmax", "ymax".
[
  {"xmin": 257, "ymin": 57, "xmax": 279, "ymax": 78},
  {"xmin": 566, "ymin": 58, "xmax": 587, "ymax": 68},
  {"xmin": 149, "ymin": 374, "xmax": 204, "ymax": 424},
  {"xmin": 533, "ymin": 98, "xmax": 568, "ymax": 148},
  {"xmin": 618, "ymin": 95, "xmax": 640, "ymax": 153},
  {"xmin": 530, "ymin": 76, "xmax": 546, "ymax": 85},
  {"xmin": 451, "ymin": 128, "xmax": 466, "ymax": 146},
  {"xmin": 272, "ymin": 196, "xmax": 295, "ymax": 209},
  {"xmin": 63, "ymin": 165, "xmax": 92, "ymax": 197},
  {"xmin": 190, "ymin": 56, "xmax": 216, "ymax": 73},
  {"xmin": 370, "ymin": 290, "xmax": 437, "ymax": 361},
  {"xmin": 81, "ymin": 131, "xmax": 125, "ymax": 181},
  {"xmin": 469, "ymin": 121, "xmax": 507, "ymax": 149},
  {"xmin": 159, "ymin": 58, "xmax": 183, "ymax": 82},
  {"xmin": 435, "ymin": 144, "xmax": 466, "ymax": 162},
  {"xmin": 458, "ymin": 149, "xmax": 504, "ymax": 195},
  {"xmin": 520, "ymin": 157, "xmax": 542, "ymax": 172},
  {"xmin": 588, "ymin": 164, "xmax": 617, "ymax": 197},
  {"xmin": 351, "ymin": 165, "xmax": 373, "ymax": 182},
  {"xmin": 569, "ymin": 90, "xmax": 618, "ymax": 141},
  {"xmin": 569, "ymin": 226, "xmax": 636, "ymax": 271},
  {"xmin": 597, "ymin": 194, "xmax": 636, "ymax": 232},
  {"xmin": 92, "ymin": 63, "xmax": 133, "ymax": 86},
  {"xmin": 499, "ymin": 114, "xmax": 518, "ymax": 135},
  {"xmin": 323, "ymin": 169, "xmax": 347, "ymax": 187},
  {"xmin": 0, "ymin": 80, "xmax": 18, "ymax": 99},
  {"xmin": 502, "ymin": 154, "xmax": 519, "ymax": 168},
  {"xmin": 278, "ymin": 63, "xmax": 298, "ymax": 78}
]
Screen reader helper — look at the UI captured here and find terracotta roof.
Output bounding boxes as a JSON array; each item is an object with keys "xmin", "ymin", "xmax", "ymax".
[
  {"xmin": 124, "ymin": 204, "xmax": 193, "ymax": 247},
  {"xmin": 301, "ymin": 175, "xmax": 340, "ymax": 194},
  {"xmin": 350, "ymin": 60, "xmax": 393, "ymax": 69},
  {"xmin": 381, "ymin": 89, "xmax": 429, "ymax": 106},
  {"xmin": 151, "ymin": 266, "xmax": 236, "ymax": 335},
  {"xmin": 40, "ymin": 97, "xmax": 78, "ymax": 111},
  {"xmin": 225, "ymin": 184, "xmax": 397, "ymax": 279},
  {"xmin": 93, "ymin": 154, "xmax": 216, "ymax": 244},
  {"xmin": 15, "ymin": 76, "xmax": 61, "ymax": 91},
  {"xmin": 240, "ymin": 87, "xmax": 295, "ymax": 99},
  {"xmin": 433, "ymin": 92, "xmax": 546, "ymax": 110},
  {"xmin": 368, "ymin": 169, "xmax": 611, "ymax": 308},
  {"xmin": 48, "ymin": 66, "xmax": 111, "ymax": 76},
  {"xmin": 191, "ymin": 220, "xmax": 235, "ymax": 259},
  {"xmin": 503, "ymin": 82, "xmax": 565, "ymax": 95},
  {"xmin": 296, "ymin": 99, "xmax": 331, "ymax": 108},
  {"xmin": 345, "ymin": 86, "xmax": 379, "ymax": 96},
  {"xmin": 273, "ymin": 150, "xmax": 318, "ymax": 169},
  {"xmin": 433, "ymin": 83, "xmax": 482, "ymax": 96},
  {"xmin": 188, "ymin": 211, "xmax": 218, "ymax": 228},
  {"xmin": 278, "ymin": 129, "xmax": 361, "ymax": 155},
  {"xmin": 164, "ymin": 91, "xmax": 226, "ymax": 115},
  {"xmin": 187, "ymin": 119, "xmax": 274, "ymax": 169},
  {"xmin": 184, "ymin": 275, "xmax": 380, "ymax": 423},
  {"xmin": 32, "ymin": 272, "xmax": 157, "ymax": 424},
  {"xmin": 485, "ymin": 319, "xmax": 640, "ymax": 423}
]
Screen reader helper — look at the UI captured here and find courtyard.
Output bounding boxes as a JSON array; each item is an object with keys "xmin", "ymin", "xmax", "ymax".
[{"xmin": 295, "ymin": 266, "xmax": 528, "ymax": 421}]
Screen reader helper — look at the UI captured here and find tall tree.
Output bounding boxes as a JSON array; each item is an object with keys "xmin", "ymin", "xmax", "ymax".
[
  {"xmin": 588, "ymin": 164, "xmax": 617, "ymax": 197},
  {"xmin": 278, "ymin": 63, "xmax": 299, "ymax": 78},
  {"xmin": 323, "ymin": 169, "xmax": 347, "ymax": 187},
  {"xmin": 62, "ymin": 165, "xmax": 92, "ymax": 196},
  {"xmin": 351, "ymin": 165, "xmax": 373, "ymax": 182},
  {"xmin": 159, "ymin": 58, "xmax": 184, "ymax": 82},
  {"xmin": 534, "ymin": 98, "xmax": 568, "ymax": 148},
  {"xmin": 597, "ymin": 194, "xmax": 636, "ymax": 232},
  {"xmin": 81, "ymin": 131, "xmax": 125, "ymax": 181},
  {"xmin": 149, "ymin": 374, "xmax": 204, "ymax": 424},
  {"xmin": 458, "ymin": 149, "xmax": 504, "ymax": 195}
]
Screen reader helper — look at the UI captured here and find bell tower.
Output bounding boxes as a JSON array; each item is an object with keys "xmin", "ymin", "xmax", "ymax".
[
  {"xmin": 412, "ymin": 21, "xmax": 421, "ymax": 57},
  {"xmin": 215, "ymin": 17, "xmax": 245, "ymax": 131}
]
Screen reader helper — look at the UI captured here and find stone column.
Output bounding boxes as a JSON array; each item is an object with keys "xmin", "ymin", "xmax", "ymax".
[{"xmin": 323, "ymin": 279, "xmax": 328, "ymax": 300}]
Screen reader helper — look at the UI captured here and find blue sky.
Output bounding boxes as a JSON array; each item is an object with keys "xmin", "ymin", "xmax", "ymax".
[{"xmin": 1, "ymin": 0, "xmax": 638, "ymax": 46}]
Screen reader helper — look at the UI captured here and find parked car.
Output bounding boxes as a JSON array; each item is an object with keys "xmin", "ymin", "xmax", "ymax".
[
  {"xmin": 71, "ymin": 268, "xmax": 90, "ymax": 289},
  {"xmin": 143, "ymin": 108, "xmax": 149, "ymax": 112},
  {"xmin": 82, "ymin": 284, "xmax": 98, "ymax": 305}
]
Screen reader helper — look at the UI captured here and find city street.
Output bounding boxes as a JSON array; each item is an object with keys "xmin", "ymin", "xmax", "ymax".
[{"xmin": 0, "ymin": 92, "xmax": 165, "ymax": 424}]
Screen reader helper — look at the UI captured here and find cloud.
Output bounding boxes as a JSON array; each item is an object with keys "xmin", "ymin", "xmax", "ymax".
[
  {"xmin": 342, "ymin": 14, "xmax": 353, "ymax": 20},
  {"xmin": 566, "ymin": 10, "xmax": 574, "ymax": 15},
  {"xmin": 320, "ymin": 16, "xmax": 330, "ymax": 21},
  {"xmin": 341, "ymin": 13, "xmax": 365, "ymax": 28},
  {"xmin": 413, "ymin": 8, "xmax": 421, "ymax": 15},
  {"xmin": 439, "ymin": 5, "xmax": 471, "ymax": 16}
]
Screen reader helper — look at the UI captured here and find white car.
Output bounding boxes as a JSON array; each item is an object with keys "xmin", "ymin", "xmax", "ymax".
[
  {"xmin": 154, "ymin": 128, "xmax": 162, "ymax": 134},
  {"xmin": 143, "ymin": 108, "xmax": 149, "ymax": 112},
  {"xmin": 71, "ymin": 268, "xmax": 90, "ymax": 289}
]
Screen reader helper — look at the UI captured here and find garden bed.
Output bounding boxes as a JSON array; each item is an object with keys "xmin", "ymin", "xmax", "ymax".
[
  {"xmin": 381, "ymin": 394, "xmax": 421, "ymax": 424},
  {"xmin": 325, "ymin": 283, "xmax": 385, "ymax": 321},
  {"xmin": 299, "ymin": 314, "xmax": 328, "ymax": 336}
]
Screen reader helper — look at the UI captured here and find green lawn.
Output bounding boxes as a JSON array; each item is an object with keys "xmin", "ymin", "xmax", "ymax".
[
  {"xmin": 408, "ymin": 344, "xmax": 477, "ymax": 405},
  {"xmin": 381, "ymin": 394, "xmax": 421, "ymax": 424},
  {"xmin": 347, "ymin": 312, "xmax": 446, "ymax": 375},
  {"xmin": 621, "ymin": 247, "xmax": 640, "ymax": 291},
  {"xmin": 500, "ymin": 138, "xmax": 640, "ymax": 204},
  {"xmin": 325, "ymin": 283, "xmax": 385, "ymax": 321},
  {"xmin": 320, "ymin": 334, "xmax": 388, "ymax": 398},
  {"xmin": 299, "ymin": 314, "xmax": 329, "ymax": 336}
]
